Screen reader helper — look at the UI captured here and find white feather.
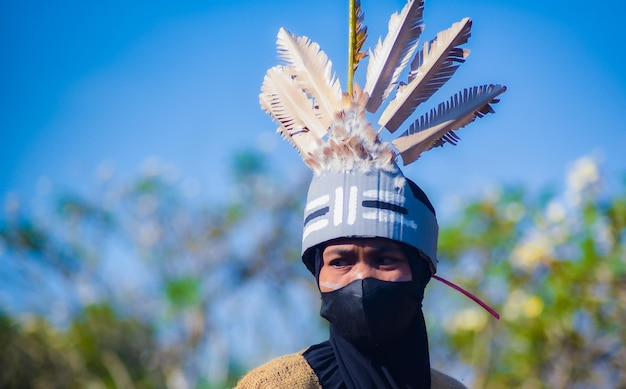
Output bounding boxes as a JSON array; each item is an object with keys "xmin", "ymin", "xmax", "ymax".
[
  {"xmin": 363, "ymin": 0, "xmax": 424, "ymax": 113},
  {"xmin": 379, "ymin": 17, "xmax": 472, "ymax": 133},
  {"xmin": 392, "ymin": 84, "xmax": 507, "ymax": 165},
  {"xmin": 276, "ymin": 28, "xmax": 343, "ymax": 129},
  {"xmin": 260, "ymin": 66, "xmax": 326, "ymax": 156}
]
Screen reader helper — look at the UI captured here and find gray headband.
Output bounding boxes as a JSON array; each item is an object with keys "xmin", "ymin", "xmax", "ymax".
[{"xmin": 301, "ymin": 169, "xmax": 438, "ymax": 270}]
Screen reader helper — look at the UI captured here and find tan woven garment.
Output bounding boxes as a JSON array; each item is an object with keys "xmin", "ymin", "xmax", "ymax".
[{"xmin": 235, "ymin": 352, "xmax": 468, "ymax": 389}]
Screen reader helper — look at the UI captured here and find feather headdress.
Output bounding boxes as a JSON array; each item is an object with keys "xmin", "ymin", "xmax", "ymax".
[
  {"xmin": 260, "ymin": 0, "xmax": 506, "ymax": 292},
  {"xmin": 260, "ymin": 0, "xmax": 506, "ymax": 170}
]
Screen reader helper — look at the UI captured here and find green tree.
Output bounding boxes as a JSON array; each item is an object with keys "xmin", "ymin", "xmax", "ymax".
[
  {"xmin": 430, "ymin": 156, "xmax": 626, "ymax": 388},
  {"xmin": 1, "ymin": 153, "xmax": 625, "ymax": 388},
  {"xmin": 0, "ymin": 151, "xmax": 316, "ymax": 387},
  {"xmin": 0, "ymin": 305, "xmax": 166, "ymax": 389}
]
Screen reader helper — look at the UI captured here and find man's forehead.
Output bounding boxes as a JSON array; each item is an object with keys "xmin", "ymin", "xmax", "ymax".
[{"xmin": 323, "ymin": 237, "xmax": 404, "ymax": 252}]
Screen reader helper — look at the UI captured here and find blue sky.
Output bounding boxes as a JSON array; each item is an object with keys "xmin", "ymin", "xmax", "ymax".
[{"xmin": 2, "ymin": 0, "xmax": 625, "ymax": 212}]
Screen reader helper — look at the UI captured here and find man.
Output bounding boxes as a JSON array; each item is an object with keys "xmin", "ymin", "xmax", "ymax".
[
  {"xmin": 236, "ymin": 175, "xmax": 467, "ymax": 388},
  {"xmin": 237, "ymin": 0, "xmax": 505, "ymax": 387}
]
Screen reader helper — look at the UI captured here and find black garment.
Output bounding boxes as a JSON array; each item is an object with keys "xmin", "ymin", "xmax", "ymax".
[
  {"xmin": 303, "ymin": 318, "xmax": 431, "ymax": 389},
  {"xmin": 303, "ymin": 246, "xmax": 432, "ymax": 388}
]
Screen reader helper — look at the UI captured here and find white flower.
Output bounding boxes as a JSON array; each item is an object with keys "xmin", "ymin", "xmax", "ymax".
[
  {"xmin": 503, "ymin": 202, "xmax": 525, "ymax": 222},
  {"xmin": 444, "ymin": 307, "xmax": 488, "ymax": 333},
  {"xmin": 545, "ymin": 200, "xmax": 566, "ymax": 223},
  {"xmin": 503, "ymin": 289, "xmax": 544, "ymax": 321},
  {"xmin": 567, "ymin": 156, "xmax": 600, "ymax": 191},
  {"xmin": 483, "ymin": 185, "xmax": 502, "ymax": 204},
  {"xmin": 566, "ymin": 155, "xmax": 601, "ymax": 205},
  {"xmin": 511, "ymin": 231, "xmax": 553, "ymax": 271}
]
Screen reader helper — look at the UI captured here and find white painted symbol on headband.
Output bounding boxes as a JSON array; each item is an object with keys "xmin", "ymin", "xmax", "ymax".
[
  {"xmin": 362, "ymin": 189, "xmax": 405, "ymax": 204},
  {"xmin": 303, "ymin": 219, "xmax": 329, "ymax": 240},
  {"xmin": 347, "ymin": 185, "xmax": 357, "ymax": 225},
  {"xmin": 305, "ymin": 194, "xmax": 330, "ymax": 212},
  {"xmin": 334, "ymin": 187, "xmax": 343, "ymax": 226},
  {"xmin": 362, "ymin": 211, "xmax": 418, "ymax": 229}
]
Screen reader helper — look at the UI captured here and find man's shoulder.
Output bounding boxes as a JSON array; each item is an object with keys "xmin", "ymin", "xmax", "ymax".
[
  {"xmin": 235, "ymin": 353, "xmax": 467, "ymax": 389},
  {"xmin": 234, "ymin": 352, "xmax": 321, "ymax": 389},
  {"xmin": 431, "ymin": 368, "xmax": 468, "ymax": 389}
]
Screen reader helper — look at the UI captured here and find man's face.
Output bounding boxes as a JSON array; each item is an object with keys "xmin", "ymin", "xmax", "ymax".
[{"xmin": 318, "ymin": 238, "xmax": 413, "ymax": 292}]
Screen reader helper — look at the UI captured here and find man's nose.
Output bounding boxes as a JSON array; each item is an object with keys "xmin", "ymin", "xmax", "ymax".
[{"xmin": 353, "ymin": 263, "xmax": 376, "ymax": 280}]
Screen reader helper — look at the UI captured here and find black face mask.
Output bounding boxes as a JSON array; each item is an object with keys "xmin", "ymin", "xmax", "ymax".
[{"xmin": 320, "ymin": 277, "xmax": 423, "ymax": 347}]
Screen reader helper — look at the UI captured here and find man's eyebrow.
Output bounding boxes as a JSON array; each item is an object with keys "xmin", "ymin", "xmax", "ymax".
[
  {"xmin": 324, "ymin": 247, "xmax": 357, "ymax": 256},
  {"xmin": 370, "ymin": 246, "xmax": 405, "ymax": 255},
  {"xmin": 325, "ymin": 245, "xmax": 404, "ymax": 255}
]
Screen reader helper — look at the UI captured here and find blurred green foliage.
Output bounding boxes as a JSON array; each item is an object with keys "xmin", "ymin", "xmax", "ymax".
[
  {"xmin": 0, "ymin": 150, "xmax": 312, "ymax": 387},
  {"xmin": 0, "ymin": 153, "xmax": 624, "ymax": 388},
  {"xmin": 165, "ymin": 277, "xmax": 201, "ymax": 309},
  {"xmin": 430, "ymin": 156, "xmax": 626, "ymax": 388},
  {"xmin": 0, "ymin": 305, "xmax": 165, "ymax": 389}
]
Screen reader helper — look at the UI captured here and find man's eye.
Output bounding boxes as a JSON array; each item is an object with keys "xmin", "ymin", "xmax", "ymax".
[
  {"xmin": 329, "ymin": 258, "xmax": 351, "ymax": 267},
  {"xmin": 377, "ymin": 256, "xmax": 401, "ymax": 266}
]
